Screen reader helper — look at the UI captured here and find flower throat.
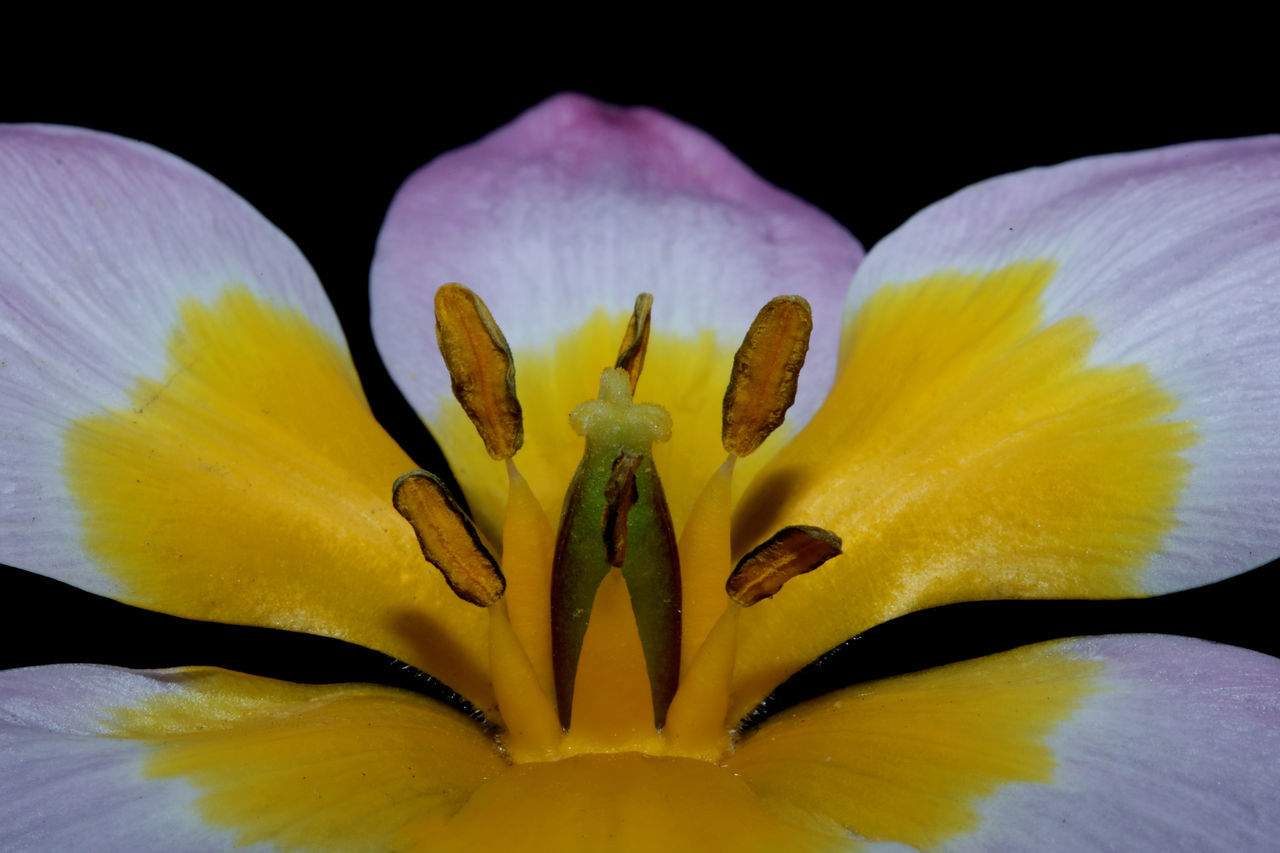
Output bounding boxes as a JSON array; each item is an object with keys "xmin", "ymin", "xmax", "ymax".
[{"xmin": 393, "ymin": 286, "xmax": 842, "ymax": 762}]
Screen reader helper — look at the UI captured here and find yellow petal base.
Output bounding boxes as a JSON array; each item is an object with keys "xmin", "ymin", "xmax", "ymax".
[
  {"xmin": 730, "ymin": 261, "xmax": 1194, "ymax": 716},
  {"xmin": 65, "ymin": 288, "xmax": 492, "ymax": 705},
  {"xmin": 728, "ymin": 641, "xmax": 1100, "ymax": 848},
  {"xmin": 401, "ymin": 752, "xmax": 849, "ymax": 852}
]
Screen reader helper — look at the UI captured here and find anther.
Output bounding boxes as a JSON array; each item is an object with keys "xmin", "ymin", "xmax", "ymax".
[
  {"xmin": 603, "ymin": 451, "xmax": 643, "ymax": 568},
  {"xmin": 393, "ymin": 469, "xmax": 505, "ymax": 606},
  {"xmin": 434, "ymin": 284, "xmax": 524, "ymax": 459},
  {"xmin": 726, "ymin": 525, "xmax": 842, "ymax": 606},
  {"xmin": 722, "ymin": 295, "xmax": 812, "ymax": 457},
  {"xmin": 615, "ymin": 293, "xmax": 654, "ymax": 394}
]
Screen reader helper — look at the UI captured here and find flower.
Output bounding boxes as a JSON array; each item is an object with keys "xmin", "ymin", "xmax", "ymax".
[{"xmin": 2, "ymin": 94, "xmax": 1280, "ymax": 851}]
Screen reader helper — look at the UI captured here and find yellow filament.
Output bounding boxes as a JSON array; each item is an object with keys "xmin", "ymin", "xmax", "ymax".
[
  {"xmin": 663, "ymin": 604, "xmax": 740, "ymax": 759},
  {"xmin": 677, "ymin": 454, "xmax": 736, "ymax": 674},
  {"xmin": 488, "ymin": 599, "xmax": 562, "ymax": 761},
  {"xmin": 501, "ymin": 460, "xmax": 556, "ymax": 699}
]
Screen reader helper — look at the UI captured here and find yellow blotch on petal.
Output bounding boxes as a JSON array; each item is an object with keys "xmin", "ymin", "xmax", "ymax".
[
  {"xmin": 110, "ymin": 670, "xmax": 506, "ymax": 852},
  {"xmin": 728, "ymin": 642, "xmax": 1100, "ymax": 848},
  {"xmin": 730, "ymin": 262, "xmax": 1194, "ymax": 716},
  {"xmin": 65, "ymin": 288, "xmax": 492, "ymax": 707},
  {"xmin": 435, "ymin": 310, "xmax": 785, "ymax": 549}
]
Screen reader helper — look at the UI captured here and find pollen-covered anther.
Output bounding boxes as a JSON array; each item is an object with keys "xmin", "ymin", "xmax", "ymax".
[
  {"xmin": 393, "ymin": 469, "xmax": 505, "ymax": 607},
  {"xmin": 614, "ymin": 293, "xmax": 653, "ymax": 394},
  {"xmin": 722, "ymin": 295, "xmax": 813, "ymax": 457},
  {"xmin": 726, "ymin": 525, "xmax": 842, "ymax": 606},
  {"xmin": 434, "ymin": 283, "xmax": 523, "ymax": 459}
]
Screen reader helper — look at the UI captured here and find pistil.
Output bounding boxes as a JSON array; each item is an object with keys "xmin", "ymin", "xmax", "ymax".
[{"xmin": 551, "ymin": 367, "xmax": 680, "ymax": 729}]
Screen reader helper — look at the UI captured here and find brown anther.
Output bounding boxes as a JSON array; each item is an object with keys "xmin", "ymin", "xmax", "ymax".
[
  {"xmin": 726, "ymin": 525, "xmax": 842, "ymax": 606},
  {"xmin": 602, "ymin": 451, "xmax": 644, "ymax": 568},
  {"xmin": 434, "ymin": 284, "xmax": 523, "ymax": 459},
  {"xmin": 614, "ymin": 293, "xmax": 654, "ymax": 395},
  {"xmin": 393, "ymin": 469, "xmax": 505, "ymax": 606},
  {"xmin": 721, "ymin": 295, "xmax": 812, "ymax": 457}
]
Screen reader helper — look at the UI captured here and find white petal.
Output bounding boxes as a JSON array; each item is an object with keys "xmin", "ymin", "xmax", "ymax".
[
  {"xmin": 845, "ymin": 138, "xmax": 1280, "ymax": 593},
  {"xmin": 0, "ymin": 665, "xmax": 270, "ymax": 851},
  {"xmin": 945, "ymin": 636, "xmax": 1280, "ymax": 851},
  {"xmin": 729, "ymin": 635, "xmax": 1280, "ymax": 852},
  {"xmin": 0, "ymin": 125, "xmax": 342, "ymax": 598}
]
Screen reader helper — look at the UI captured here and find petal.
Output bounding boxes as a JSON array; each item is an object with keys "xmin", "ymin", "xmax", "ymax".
[
  {"xmin": 731, "ymin": 139, "xmax": 1280, "ymax": 710},
  {"xmin": 0, "ymin": 664, "xmax": 505, "ymax": 851},
  {"xmin": 727, "ymin": 636, "xmax": 1280, "ymax": 852},
  {"xmin": 370, "ymin": 93, "xmax": 863, "ymax": 539},
  {"xmin": 842, "ymin": 137, "xmax": 1280, "ymax": 596},
  {"xmin": 0, "ymin": 127, "xmax": 490, "ymax": 704},
  {"xmin": 1, "ymin": 664, "xmax": 917, "ymax": 852},
  {"xmin": 0, "ymin": 665, "xmax": 257, "ymax": 851}
]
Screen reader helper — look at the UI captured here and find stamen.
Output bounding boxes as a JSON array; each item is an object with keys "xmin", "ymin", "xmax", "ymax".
[
  {"xmin": 614, "ymin": 292, "xmax": 654, "ymax": 394},
  {"xmin": 722, "ymin": 295, "xmax": 812, "ymax": 457},
  {"xmin": 666, "ymin": 525, "xmax": 841, "ymax": 756},
  {"xmin": 392, "ymin": 469, "xmax": 505, "ymax": 606},
  {"xmin": 603, "ymin": 451, "xmax": 644, "ymax": 568},
  {"xmin": 726, "ymin": 525, "xmax": 842, "ymax": 606},
  {"xmin": 434, "ymin": 284, "xmax": 523, "ymax": 459}
]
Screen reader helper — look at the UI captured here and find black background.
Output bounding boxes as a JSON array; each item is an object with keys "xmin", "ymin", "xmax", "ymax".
[{"xmin": 2, "ymin": 54, "xmax": 1276, "ymax": 717}]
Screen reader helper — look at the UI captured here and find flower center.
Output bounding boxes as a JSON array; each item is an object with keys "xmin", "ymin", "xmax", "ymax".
[{"xmin": 394, "ymin": 285, "xmax": 841, "ymax": 763}]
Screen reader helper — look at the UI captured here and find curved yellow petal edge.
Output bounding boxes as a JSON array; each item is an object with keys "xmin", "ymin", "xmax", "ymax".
[
  {"xmin": 730, "ymin": 262, "xmax": 1194, "ymax": 715},
  {"xmin": 727, "ymin": 641, "xmax": 1100, "ymax": 848},
  {"xmin": 109, "ymin": 643, "xmax": 1096, "ymax": 851},
  {"xmin": 108, "ymin": 670, "xmax": 507, "ymax": 852},
  {"xmin": 109, "ymin": 670, "xmax": 844, "ymax": 852},
  {"xmin": 65, "ymin": 288, "xmax": 492, "ymax": 707}
]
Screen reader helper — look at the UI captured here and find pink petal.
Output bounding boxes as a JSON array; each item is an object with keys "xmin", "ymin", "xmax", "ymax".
[{"xmin": 371, "ymin": 92, "xmax": 862, "ymax": 433}]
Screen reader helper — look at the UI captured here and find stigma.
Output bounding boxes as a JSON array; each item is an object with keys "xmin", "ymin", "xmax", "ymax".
[{"xmin": 394, "ymin": 285, "xmax": 841, "ymax": 762}]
